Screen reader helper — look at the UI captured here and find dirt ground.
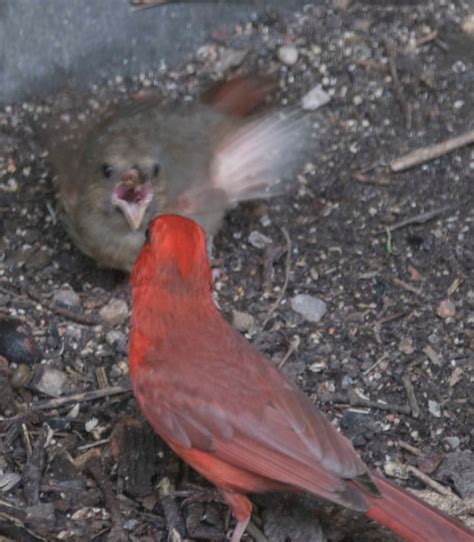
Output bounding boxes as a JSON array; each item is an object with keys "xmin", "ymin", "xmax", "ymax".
[{"xmin": 0, "ymin": 1, "xmax": 473, "ymax": 541}]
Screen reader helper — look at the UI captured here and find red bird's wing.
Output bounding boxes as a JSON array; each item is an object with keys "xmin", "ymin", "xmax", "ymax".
[{"xmin": 133, "ymin": 327, "xmax": 373, "ymax": 511}]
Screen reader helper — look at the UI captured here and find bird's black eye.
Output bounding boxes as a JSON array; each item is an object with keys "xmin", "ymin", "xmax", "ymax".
[
  {"xmin": 153, "ymin": 163, "xmax": 160, "ymax": 177},
  {"xmin": 144, "ymin": 227, "xmax": 151, "ymax": 244},
  {"xmin": 101, "ymin": 163, "xmax": 113, "ymax": 178}
]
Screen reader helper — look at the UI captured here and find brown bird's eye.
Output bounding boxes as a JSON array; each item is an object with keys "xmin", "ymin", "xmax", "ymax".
[
  {"xmin": 153, "ymin": 163, "xmax": 160, "ymax": 177},
  {"xmin": 102, "ymin": 163, "xmax": 113, "ymax": 178}
]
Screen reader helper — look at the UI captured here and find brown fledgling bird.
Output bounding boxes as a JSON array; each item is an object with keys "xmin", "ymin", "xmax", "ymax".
[{"xmin": 45, "ymin": 77, "xmax": 305, "ymax": 271}]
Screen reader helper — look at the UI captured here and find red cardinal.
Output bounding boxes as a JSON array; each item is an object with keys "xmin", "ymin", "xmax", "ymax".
[{"xmin": 129, "ymin": 214, "xmax": 474, "ymax": 542}]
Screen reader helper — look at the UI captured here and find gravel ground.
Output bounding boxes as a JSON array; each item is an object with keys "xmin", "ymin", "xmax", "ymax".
[{"xmin": 0, "ymin": 1, "xmax": 473, "ymax": 540}]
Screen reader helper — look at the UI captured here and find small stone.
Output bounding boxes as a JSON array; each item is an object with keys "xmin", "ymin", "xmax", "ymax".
[
  {"xmin": 85, "ymin": 417, "xmax": 99, "ymax": 433},
  {"xmin": 384, "ymin": 460, "xmax": 408, "ymax": 479},
  {"xmin": 462, "ymin": 14, "xmax": 474, "ymax": 34},
  {"xmin": 308, "ymin": 361, "xmax": 326, "ymax": 373},
  {"xmin": 64, "ymin": 324, "xmax": 82, "ymax": 341},
  {"xmin": 428, "ymin": 399, "xmax": 441, "ymax": 418},
  {"xmin": 290, "ymin": 294, "xmax": 327, "ymax": 322},
  {"xmin": 301, "ymin": 85, "xmax": 331, "ymax": 111},
  {"xmin": 408, "ymin": 265, "xmax": 422, "ymax": 281},
  {"xmin": 214, "ymin": 48, "xmax": 247, "ymax": 72},
  {"xmin": 309, "ymin": 267, "xmax": 319, "ymax": 281},
  {"xmin": 10, "ymin": 363, "xmax": 31, "ymax": 388},
  {"xmin": 436, "ymin": 450, "xmax": 474, "ymax": 498},
  {"xmin": 278, "ymin": 45, "xmax": 299, "ymax": 66},
  {"xmin": 105, "ymin": 330, "xmax": 127, "ymax": 352},
  {"xmin": 248, "ymin": 231, "xmax": 272, "ymax": 249},
  {"xmin": 423, "ymin": 345, "xmax": 442, "ymax": 367},
  {"xmin": 232, "ymin": 310, "xmax": 255, "ymax": 334},
  {"xmin": 341, "ymin": 375, "xmax": 353, "ymax": 388},
  {"xmin": 53, "ymin": 287, "xmax": 81, "ymax": 309},
  {"xmin": 99, "ymin": 298, "xmax": 129, "ymax": 325},
  {"xmin": 34, "ymin": 368, "xmax": 68, "ymax": 397},
  {"xmin": 436, "ymin": 298, "xmax": 456, "ymax": 319},
  {"xmin": 444, "ymin": 436, "xmax": 460, "ymax": 450},
  {"xmin": 398, "ymin": 336, "xmax": 415, "ymax": 355}
]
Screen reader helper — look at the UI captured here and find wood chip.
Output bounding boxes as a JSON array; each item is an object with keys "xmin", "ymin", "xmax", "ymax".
[{"xmin": 423, "ymin": 345, "xmax": 442, "ymax": 367}]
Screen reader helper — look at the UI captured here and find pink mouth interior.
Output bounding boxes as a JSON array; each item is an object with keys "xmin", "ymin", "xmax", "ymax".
[{"xmin": 113, "ymin": 184, "xmax": 152, "ymax": 203}]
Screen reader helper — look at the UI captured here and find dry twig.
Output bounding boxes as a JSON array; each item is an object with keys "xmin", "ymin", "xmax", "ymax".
[
  {"xmin": 353, "ymin": 171, "xmax": 390, "ymax": 186},
  {"xmin": 376, "ymin": 310, "xmax": 413, "ymax": 326},
  {"xmin": 22, "ymin": 424, "xmax": 48, "ymax": 506},
  {"xmin": 416, "ymin": 30, "xmax": 439, "ymax": 47},
  {"xmin": 24, "ymin": 287, "xmax": 100, "ymax": 326},
  {"xmin": 383, "ymin": 35, "xmax": 411, "ymax": 129},
  {"xmin": 247, "ymin": 520, "xmax": 269, "ymax": 542},
  {"xmin": 406, "ymin": 465, "xmax": 455, "ymax": 497},
  {"xmin": 261, "ymin": 227, "xmax": 291, "ymax": 329},
  {"xmin": 363, "ymin": 352, "xmax": 389, "ymax": 375},
  {"xmin": 278, "ymin": 335, "xmax": 301, "ymax": 368},
  {"xmin": 398, "ymin": 440, "xmax": 425, "ymax": 457},
  {"xmin": 381, "ymin": 205, "xmax": 452, "ymax": 233},
  {"xmin": 86, "ymin": 455, "xmax": 128, "ymax": 542},
  {"xmin": 320, "ymin": 393, "xmax": 411, "ymax": 416},
  {"xmin": 402, "ymin": 374, "xmax": 420, "ymax": 418},
  {"xmin": 392, "ymin": 277, "xmax": 422, "ymax": 296},
  {"xmin": 31, "ymin": 386, "xmax": 130, "ymax": 410},
  {"xmin": 389, "ymin": 128, "xmax": 474, "ymax": 172}
]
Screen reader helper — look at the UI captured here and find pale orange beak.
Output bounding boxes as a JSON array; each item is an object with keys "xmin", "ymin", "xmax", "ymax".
[{"xmin": 112, "ymin": 175, "xmax": 153, "ymax": 231}]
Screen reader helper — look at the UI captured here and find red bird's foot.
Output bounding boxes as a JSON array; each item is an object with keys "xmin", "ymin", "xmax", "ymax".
[{"xmin": 222, "ymin": 491, "xmax": 252, "ymax": 542}]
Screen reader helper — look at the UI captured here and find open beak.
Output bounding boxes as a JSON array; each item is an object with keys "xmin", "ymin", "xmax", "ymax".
[{"xmin": 111, "ymin": 182, "xmax": 153, "ymax": 231}]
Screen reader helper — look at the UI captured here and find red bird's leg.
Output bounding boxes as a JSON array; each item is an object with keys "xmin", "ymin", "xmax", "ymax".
[{"xmin": 222, "ymin": 491, "xmax": 252, "ymax": 542}]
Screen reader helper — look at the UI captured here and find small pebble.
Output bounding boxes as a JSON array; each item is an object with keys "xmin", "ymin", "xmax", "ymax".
[
  {"xmin": 214, "ymin": 48, "xmax": 247, "ymax": 72},
  {"xmin": 34, "ymin": 368, "xmax": 68, "ymax": 397},
  {"xmin": 301, "ymin": 85, "xmax": 331, "ymax": 111},
  {"xmin": 10, "ymin": 363, "xmax": 31, "ymax": 388},
  {"xmin": 278, "ymin": 45, "xmax": 299, "ymax": 66},
  {"xmin": 290, "ymin": 294, "xmax": 327, "ymax": 322},
  {"xmin": 232, "ymin": 310, "xmax": 256, "ymax": 334},
  {"xmin": 105, "ymin": 330, "xmax": 127, "ymax": 351},
  {"xmin": 99, "ymin": 298, "xmax": 129, "ymax": 325},
  {"xmin": 248, "ymin": 231, "xmax": 272, "ymax": 249},
  {"xmin": 64, "ymin": 324, "xmax": 82, "ymax": 341},
  {"xmin": 398, "ymin": 336, "xmax": 415, "ymax": 355},
  {"xmin": 462, "ymin": 13, "xmax": 474, "ymax": 34},
  {"xmin": 53, "ymin": 287, "xmax": 81, "ymax": 309},
  {"xmin": 428, "ymin": 399, "xmax": 442, "ymax": 418},
  {"xmin": 444, "ymin": 436, "xmax": 460, "ymax": 450},
  {"xmin": 341, "ymin": 375, "xmax": 353, "ymax": 388},
  {"xmin": 436, "ymin": 298, "xmax": 456, "ymax": 319},
  {"xmin": 308, "ymin": 361, "xmax": 326, "ymax": 373}
]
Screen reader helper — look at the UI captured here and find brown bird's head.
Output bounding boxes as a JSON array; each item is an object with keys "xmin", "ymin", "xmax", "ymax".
[
  {"xmin": 130, "ymin": 214, "xmax": 211, "ymax": 293},
  {"xmin": 81, "ymin": 104, "xmax": 166, "ymax": 235}
]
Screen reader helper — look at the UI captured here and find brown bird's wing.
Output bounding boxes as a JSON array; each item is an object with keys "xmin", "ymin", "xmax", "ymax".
[
  {"xmin": 166, "ymin": 106, "xmax": 308, "ymax": 223},
  {"xmin": 133, "ymin": 323, "xmax": 372, "ymax": 511}
]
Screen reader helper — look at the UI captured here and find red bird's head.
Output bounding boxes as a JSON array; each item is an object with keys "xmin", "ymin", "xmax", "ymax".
[{"xmin": 130, "ymin": 214, "xmax": 212, "ymax": 293}]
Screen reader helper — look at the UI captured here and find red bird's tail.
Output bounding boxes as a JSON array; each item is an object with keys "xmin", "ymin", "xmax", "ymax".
[
  {"xmin": 201, "ymin": 75, "xmax": 275, "ymax": 117},
  {"xmin": 365, "ymin": 472, "xmax": 473, "ymax": 542}
]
